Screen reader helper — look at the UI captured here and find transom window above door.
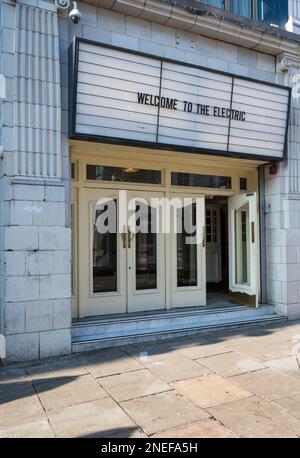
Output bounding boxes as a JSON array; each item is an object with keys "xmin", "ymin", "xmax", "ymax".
[
  {"xmin": 86, "ymin": 164, "xmax": 162, "ymax": 185},
  {"xmin": 171, "ymin": 172, "xmax": 232, "ymax": 189}
]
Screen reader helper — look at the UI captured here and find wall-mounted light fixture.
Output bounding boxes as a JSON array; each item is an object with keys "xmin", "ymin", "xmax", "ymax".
[{"xmin": 269, "ymin": 163, "xmax": 278, "ymax": 175}]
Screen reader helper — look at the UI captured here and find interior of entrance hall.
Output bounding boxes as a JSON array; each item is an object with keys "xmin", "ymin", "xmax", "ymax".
[{"xmin": 206, "ymin": 196, "xmax": 230, "ymax": 307}]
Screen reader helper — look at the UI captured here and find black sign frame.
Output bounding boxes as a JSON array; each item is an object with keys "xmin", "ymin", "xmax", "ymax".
[{"xmin": 69, "ymin": 37, "xmax": 291, "ymax": 162}]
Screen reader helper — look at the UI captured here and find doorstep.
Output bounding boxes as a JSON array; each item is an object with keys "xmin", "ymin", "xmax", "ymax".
[{"xmin": 71, "ymin": 304, "xmax": 287, "ymax": 354}]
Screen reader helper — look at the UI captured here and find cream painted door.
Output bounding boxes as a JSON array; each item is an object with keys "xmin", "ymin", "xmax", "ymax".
[
  {"xmin": 127, "ymin": 191, "xmax": 165, "ymax": 313},
  {"xmin": 79, "ymin": 188, "xmax": 127, "ymax": 317},
  {"xmin": 170, "ymin": 194, "xmax": 206, "ymax": 308},
  {"xmin": 228, "ymin": 193, "xmax": 258, "ymax": 307},
  {"xmin": 79, "ymin": 188, "xmax": 165, "ymax": 317},
  {"xmin": 206, "ymin": 206, "xmax": 222, "ymax": 283}
]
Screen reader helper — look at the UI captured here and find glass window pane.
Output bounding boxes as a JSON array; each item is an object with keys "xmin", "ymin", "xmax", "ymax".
[
  {"xmin": 93, "ymin": 201, "xmax": 117, "ymax": 293},
  {"xmin": 235, "ymin": 203, "xmax": 250, "ymax": 285},
  {"xmin": 203, "ymin": 0, "xmax": 225, "ymax": 8},
  {"xmin": 240, "ymin": 177, "xmax": 248, "ymax": 191},
  {"xmin": 87, "ymin": 165, "xmax": 161, "ymax": 185},
  {"xmin": 258, "ymin": 0, "xmax": 288, "ymax": 28},
  {"xmin": 71, "ymin": 162, "xmax": 76, "ymax": 180},
  {"xmin": 177, "ymin": 203, "xmax": 197, "ymax": 287},
  {"xmin": 171, "ymin": 172, "xmax": 231, "ymax": 189},
  {"xmin": 135, "ymin": 202, "xmax": 157, "ymax": 290},
  {"xmin": 231, "ymin": 0, "xmax": 252, "ymax": 17}
]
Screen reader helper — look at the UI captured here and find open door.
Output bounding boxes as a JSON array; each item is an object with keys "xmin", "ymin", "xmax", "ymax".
[{"xmin": 228, "ymin": 193, "xmax": 258, "ymax": 307}]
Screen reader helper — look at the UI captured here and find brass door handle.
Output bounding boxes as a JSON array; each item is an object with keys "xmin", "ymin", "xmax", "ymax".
[
  {"xmin": 120, "ymin": 232, "xmax": 127, "ymax": 249},
  {"xmin": 251, "ymin": 222, "xmax": 255, "ymax": 243},
  {"xmin": 202, "ymin": 226, "xmax": 206, "ymax": 247},
  {"xmin": 128, "ymin": 229, "xmax": 135, "ymax": 249}
]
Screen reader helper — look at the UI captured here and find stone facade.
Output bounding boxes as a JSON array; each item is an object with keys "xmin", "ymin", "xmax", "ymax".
[
  {"xmin": 1, "ymin": 0, "xmax": 300, "ymax": 361},
  {"xmin": 0, "ymin": 0, "xmax": 72, "ymax": 361}
]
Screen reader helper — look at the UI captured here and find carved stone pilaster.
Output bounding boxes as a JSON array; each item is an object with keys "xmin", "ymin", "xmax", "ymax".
[
  {"xmin": 278, "ymin": 53, "xmax": 300, "ymax": 194},
  {"xmin": 13, "ymin": 2, "xmax": 62, "ymax": 179}
]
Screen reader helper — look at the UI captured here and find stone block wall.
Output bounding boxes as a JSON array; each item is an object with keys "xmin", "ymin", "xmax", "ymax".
[
  {"xmin": 0, "ymin": 0, "xmax": 72, "ymax": 362},
  {"xmin": 3, "ymin": 182, "xmax": 71, "ymax": 361}
]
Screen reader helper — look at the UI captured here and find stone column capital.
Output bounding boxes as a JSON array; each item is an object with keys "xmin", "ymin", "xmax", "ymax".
[{"xmin": 278, "ymin": 54, "xmax": 300, "ymax": 75}]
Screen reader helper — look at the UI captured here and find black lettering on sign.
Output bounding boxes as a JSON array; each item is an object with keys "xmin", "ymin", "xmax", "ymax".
[
  {"xmin": 137, "ymin": 92, "xmax": 147, "ymax": 104},
  {"xmin": 137, "ymin": 93, "xmax": 246, "ymax": 121},
  {"xmin": 197, "ymin": 104, "xmax": 210, "ymax": 115},
  {"xmin": 137, "ymin": 93, "xmax": 178, "ymax": 110}
]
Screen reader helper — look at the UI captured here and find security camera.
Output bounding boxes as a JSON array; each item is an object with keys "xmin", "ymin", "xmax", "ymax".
[{"xmin": 69, "ymin": 2, "xmax": 82, "ymax": 24}]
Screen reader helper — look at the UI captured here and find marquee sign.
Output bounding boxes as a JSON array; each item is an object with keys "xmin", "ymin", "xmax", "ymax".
[{"xmin": 70, "ymin": 38, "xmax": 291, "ymax": 161}]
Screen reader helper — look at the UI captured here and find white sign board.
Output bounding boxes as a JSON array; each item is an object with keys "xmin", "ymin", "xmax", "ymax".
[{"xmin": 71, "ymin": 40, "xmax": 290, "ymax": 161}]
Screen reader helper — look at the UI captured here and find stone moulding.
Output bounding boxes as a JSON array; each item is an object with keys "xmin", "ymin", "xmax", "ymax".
[{"xmin": 105, "ymin": 0, "xmax": 300, "ymax": 55}]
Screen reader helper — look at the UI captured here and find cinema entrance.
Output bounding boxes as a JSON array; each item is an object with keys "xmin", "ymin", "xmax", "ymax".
[
  {"xmin": 71, "ymin": 144, "xmax": 262, "ymax": 319},
  {"xmin": 69, "ymin": 40, "xmax": 290, "ymax": 322}
]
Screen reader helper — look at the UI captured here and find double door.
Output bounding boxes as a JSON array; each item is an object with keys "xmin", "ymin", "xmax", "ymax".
[
  {"xmin": 78, "ymin": 188, "xmax": 258, "ymax": 317},
  {"xmin": 78, "ymin": 188, "xmax": 206, "ymax": 317}
]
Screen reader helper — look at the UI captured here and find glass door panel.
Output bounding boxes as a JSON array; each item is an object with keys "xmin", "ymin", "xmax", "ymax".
[
  {"xmin": 177, "ymin": 203, "xmax": 198, "ymax": 287},
  {"xmin": 229, "ymin": 193, "xmax": 258, "ymax": 307},
  {"xmin": 135, "ymin": 201, "xmax": 157, "ymax": 290},
  {"xmin": 234, "ymin": 203, "xmax": 250, "ymax": 286},
  {"xmin": 171, "ymin": 194, "xmax": 206, "ymax": 308},
  {"xmin": 92, "ymin": 201, "xmax": 117, "ymax": 293},
  {"xmin": 206, "ymin": 206, "xmax": 222, "ymax": 283}
]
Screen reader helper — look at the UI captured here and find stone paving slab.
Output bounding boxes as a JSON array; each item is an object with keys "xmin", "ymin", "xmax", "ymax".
[
  {"xmin": 121, "ymin": 391, "xmax": 210, "ymax": 436},
  {"xmin": 231, "ymin": 368, "xmax": 300, "ymax": 401},
  {"xmin": 48, "ymin": 398, "xmax": 138, "ymax": 438},
  {"xmin": 152, "ymin": 418, "xmax": 239, "ymax": 438},
  {"xmin": 35, "ymin": 374, "xmax": 108, "ymax": 411},
  {"xmin": 0, "ymin": 420, "xmax": 55, "ymax": 438},
  {"xmin": 81, "ymin": 349, "xmax": 143, "ymax": 378},
  {"xmin": 234, "ymin": 339, "xmax": 299, "ymax": 361},
  {"xmin": 275, "ymin": 393, "xmax": 300, "ymax": 420},
  {"xmin": 0, "ymin": 394, "xmax": 46, "ymax": 428},
  {"xmin": 0, "ymin": 368, "xmax": 35, "ymax": 403},
  {"xmin": 98, "ymin": 368, "xmax": 171, "ymax": 402},
  {"xmin": 0, "ymin": 368, "xmax": 28, "ymax": 382},
  {"xmin": 173, "ymin": 374, "xmax": 253, "ymax": 408},
  {"xmin": 266, "ymin": 355, "xmax": 300, "ymax": 378},
  {"xmin": 208, "ymin": 395, "xmax": 300, "ymax": 438},
  {"xmin": 197, "ymin": 351, "xmax": 265, "ymax": 377},
  {"xmin": 131, "ymin": 351, "xmax": 213, "ymax": 383},
  {"xmin": 25, "ymin": 359, "xmax": 89, "ymax": 382},
  {"xmin": 1, "ymin": 320, "xmax": 300, "ymax": 437},
  {"xmin": 172, "ymin": 339, "xmax": 230, "ymax": 359},
  {"xmin": 125, "ymin": 342, "xmax": 176, "ymax": 359}
]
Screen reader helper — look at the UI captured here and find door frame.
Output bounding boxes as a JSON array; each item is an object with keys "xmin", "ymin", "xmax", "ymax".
[
  {"xmin": 71, "ymin": 142, "xmax": 262, "ymax": 319},
  {"xmin": 228, "ymin": 192, "xmax": 259, "ymax": 308}
]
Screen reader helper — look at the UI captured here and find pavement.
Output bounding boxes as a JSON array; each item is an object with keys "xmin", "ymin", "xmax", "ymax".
[{"xmin": 1, "ymin": 320, "xmax": 300, "ymax": 438}]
